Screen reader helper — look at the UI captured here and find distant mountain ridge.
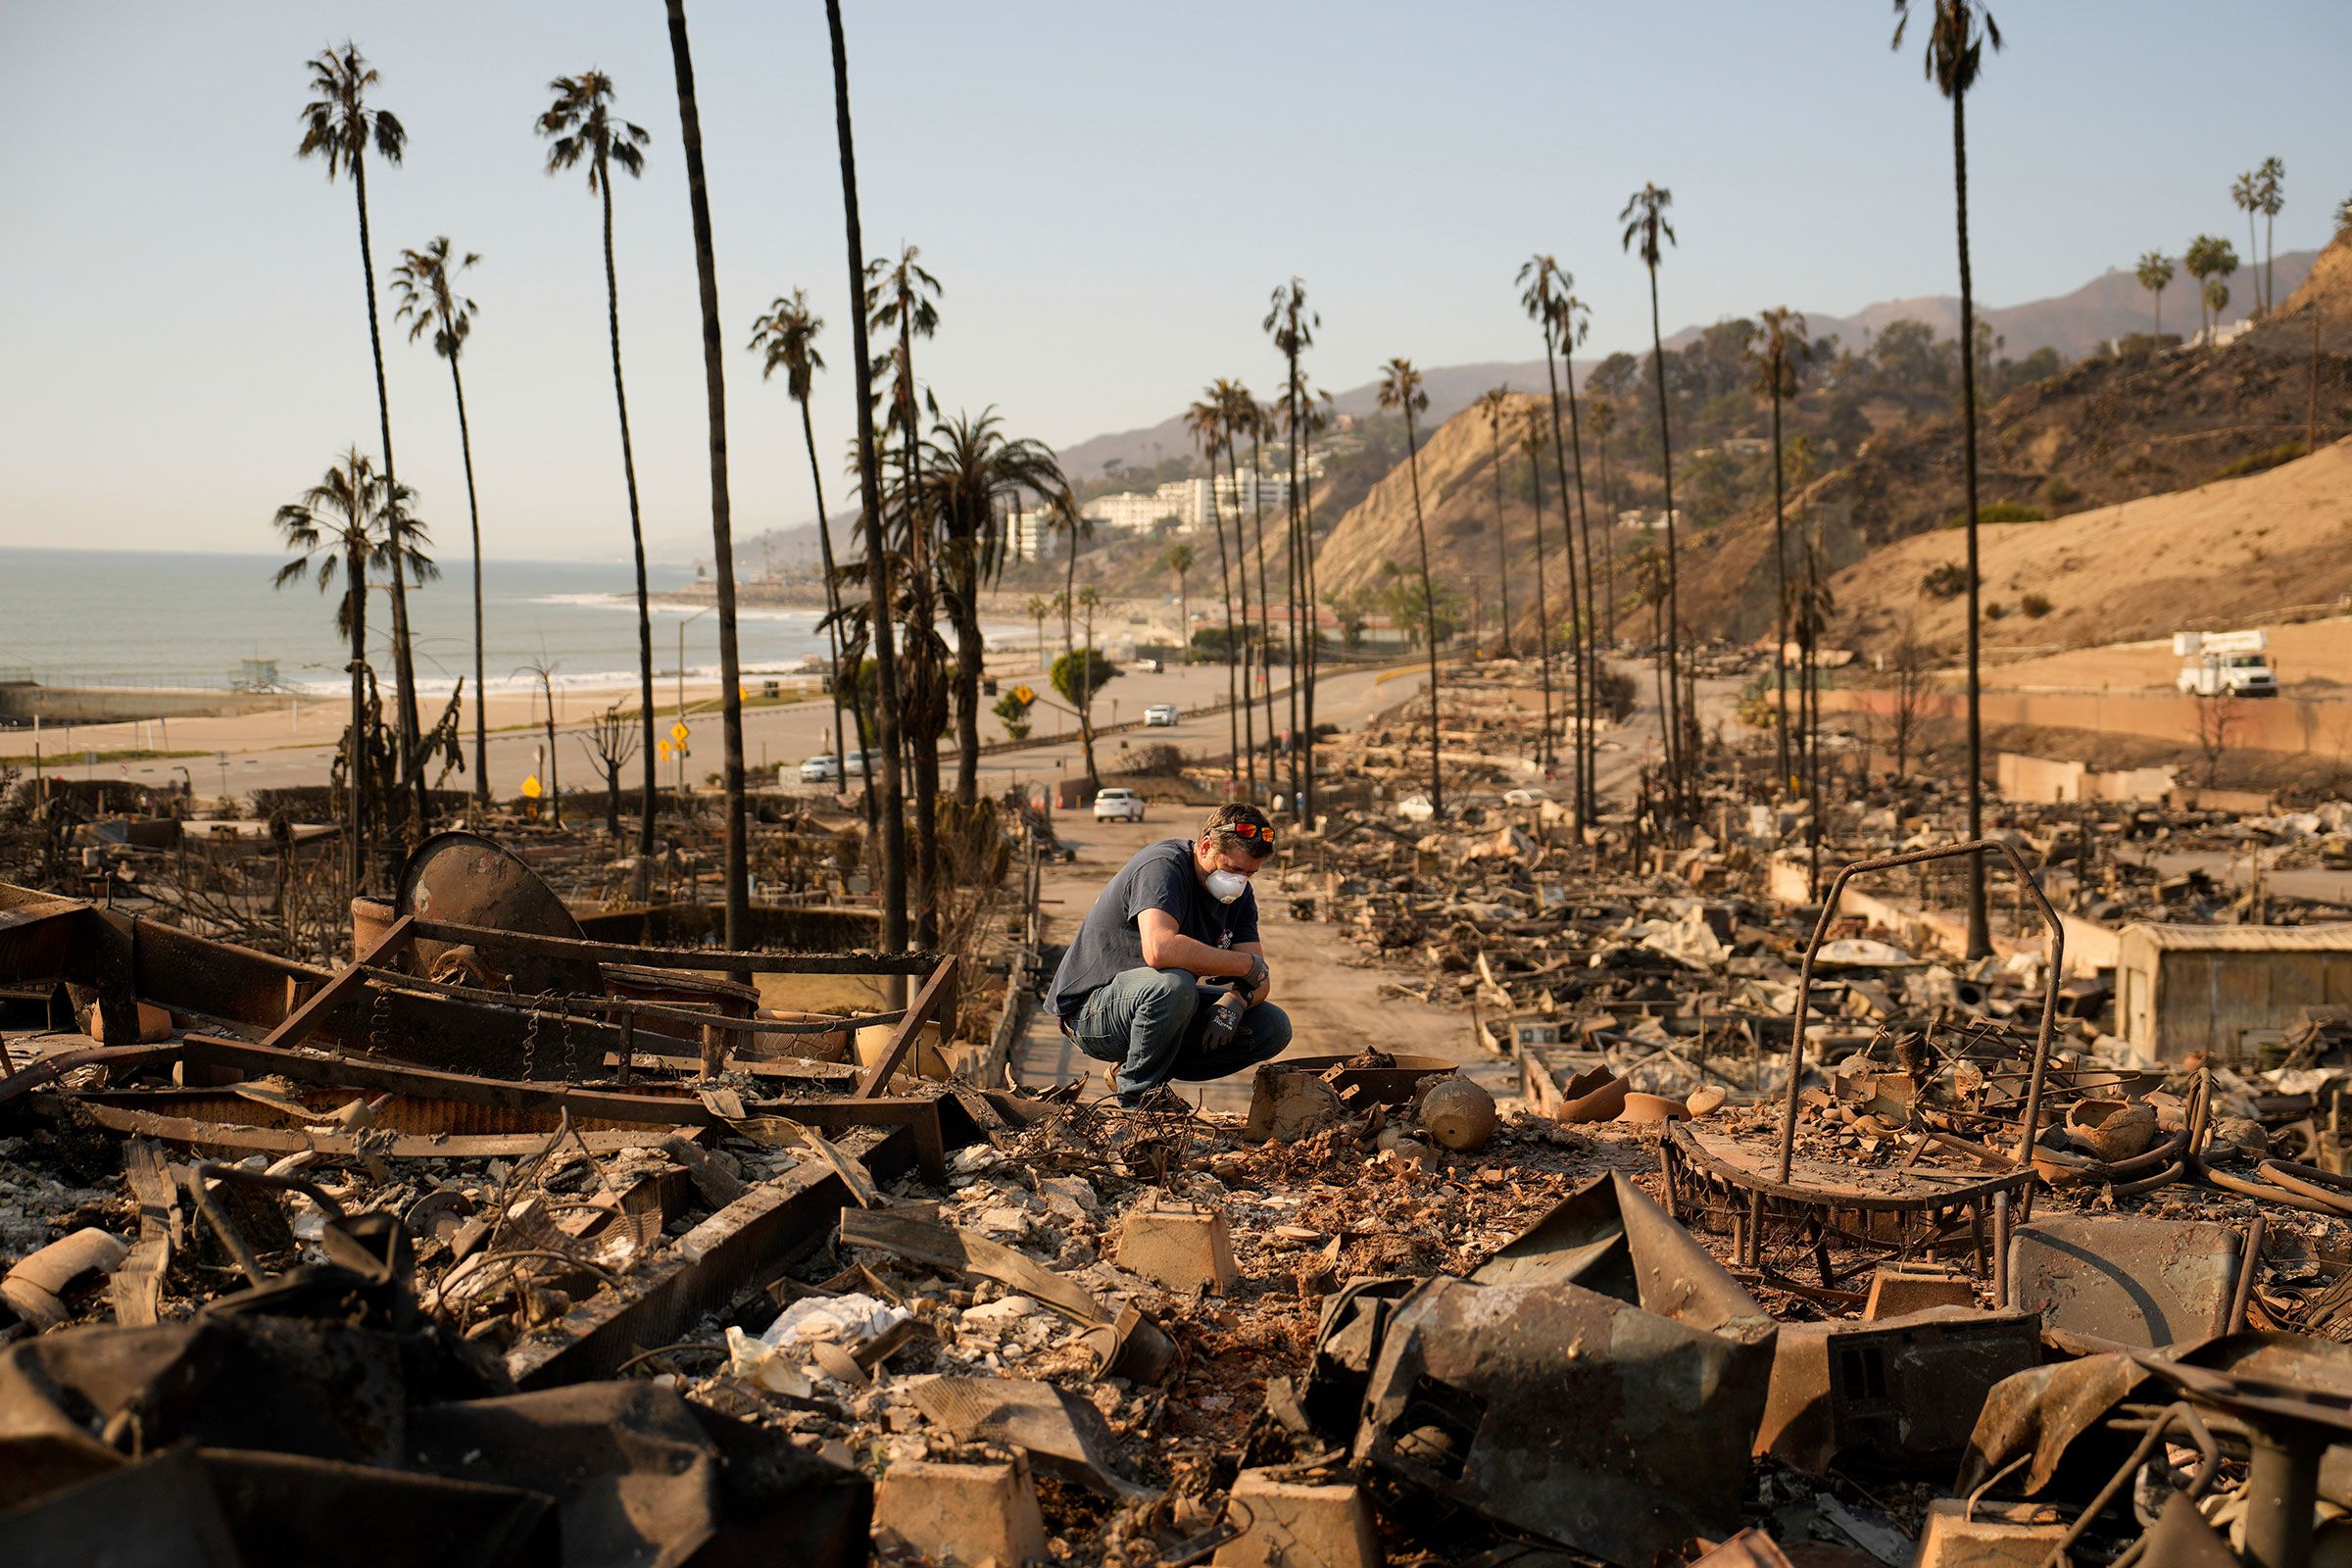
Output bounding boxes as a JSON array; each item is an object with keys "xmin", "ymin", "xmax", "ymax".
[{"xmin": 1049, "ymin": 249, "xmax": 2319, "ymax": 483}]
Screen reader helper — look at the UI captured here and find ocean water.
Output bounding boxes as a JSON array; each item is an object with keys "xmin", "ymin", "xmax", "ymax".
[{"xmin": 0, "ymin": 548, "xmax": 842, "ymax": 697}]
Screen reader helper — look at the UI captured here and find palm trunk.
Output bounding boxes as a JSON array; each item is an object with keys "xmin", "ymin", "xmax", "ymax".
[
  {"xmin": 1207, "ymin": 473, "xmax": 1239, "ymax": 783},
  {"xmin": 1226, "ymin": 443, "xmax": 1256, "ymax": 794},
  {"xmin": 345, "ymin": 533, "xmax": 368, "ymax": 903},
  {"xmin": 1597, "ymin": 422, "xmax": 1618, "ymax": 642},
  {"xmin": 1540, "ymin": 312, "xmax": 1589, "ymax": 832},
  {"xmin": 1645, "ymin": 264, "xmax": 1684, "ymax": 802},
  {"xmin": 1283, "ymin": 374, "xmax": 1304, "ymax": 810},
  {"xmin": 449, "ymin": 360, "xmax": 489, "ymax": 809},
  {"xmin": 1490, "ymin": 417, "xmax": 1510, "ymax": 655},
  {"xmin": 1402, "ymin": 407, "xmax": 1442, "ymax": 815},
  {"xmin": 1951, "ymin": 86, "xmax": 1989, "ymax": 957},
  {"xmin": 952, "ymin": 543, "xmax": 983, "ymax": 808},
  {"xmin": 1564, "ymin": 366, "xmax": 1601, "ymax": 819},
  {"xmin": 1249, "ymin": 430, "xmax": 1278, "ymax": 795},
  {"xmin": 595, "ymin": 162, "xmax": 662, "ymax": 899},
  {"xmin": 1769, "ymin": 375, "xmax": 1789, "ymax": 793},
  {"xmin": 827, "ymin": 0, "xmax": 907, "ymax": 954},
  {"xmin": 664, "ymin": 0, "xmax": 748, "ymax": 946},
  {"xmin": 1298, "ymin": 418, "xmax": 1321, "ymax": 821},
  {"xmin": 1176, "ymin": 571, "xmax": 1190, "ymax": 666},
  {"xmin": 799, "ymin": 397, "xmax": 858, "ymax": 817},
  {"xmin": 1529, "ymin": 436, "xmax": 1555, "ymax": 770},
  {"xmin": 351, "ymin": 158, "xmax": 428, "ymax": 843},
  {"xmin": 892, "ymin": 327, "xmax": 941, "ymax": 949}
]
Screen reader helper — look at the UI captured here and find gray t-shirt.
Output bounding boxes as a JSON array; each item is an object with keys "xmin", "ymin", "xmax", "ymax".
[{"xmin": 1049, "ymin": 838, "xmax": 1259, "ymax": 1017}]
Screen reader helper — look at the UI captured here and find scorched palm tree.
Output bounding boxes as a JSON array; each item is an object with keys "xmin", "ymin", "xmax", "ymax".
[{"xmin": 1378, "ymin": 358, "xmax": 1443, "ymax": 816}]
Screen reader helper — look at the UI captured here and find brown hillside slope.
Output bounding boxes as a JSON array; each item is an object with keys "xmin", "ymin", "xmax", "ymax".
[
  {"xmin": 1312, "ymin": 393, "xmax": 1628, "ymax": 633},
  {"xmin": 1823, "ymin": 436, "xmax": 2352, "ymax": 657},
  {"xmin": 1678, "ymin": 233, "xmax": 2352, "ymax": 647}
]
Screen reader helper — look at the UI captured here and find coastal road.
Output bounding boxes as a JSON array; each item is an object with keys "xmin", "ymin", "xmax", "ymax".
[{"xmin": 47, "ymin": 659, "xmax": 1429, "ymax": 808}]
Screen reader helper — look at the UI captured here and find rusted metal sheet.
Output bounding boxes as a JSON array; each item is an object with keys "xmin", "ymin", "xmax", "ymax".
[
  {"xmin": 1757, "ymin": 1307, "xmax": 2041, "ymax": 1474},
  {"xmin": 2009, "ymin": 1214, "xmax": 2241, "ymax": 1348},
  {"xmin": 397, "ymin": 830, "xmax": 600, "ymax": 997},
  {"xmin": 1354, "ymin": 1275, "xmax": 1775, "ymax": 1565}
]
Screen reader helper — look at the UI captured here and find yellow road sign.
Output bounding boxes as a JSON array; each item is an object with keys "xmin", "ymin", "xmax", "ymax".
[
  {"xmin": 670, "ymin": 720, "xmax": 690, "ymax": 745},
  {"xmin": 520, "ymin": 774, "xmax": 542, "ymax": 799},
  {"xmin": 1011, "ymin": 685, "xmax": 1035, "ymax": 705}
]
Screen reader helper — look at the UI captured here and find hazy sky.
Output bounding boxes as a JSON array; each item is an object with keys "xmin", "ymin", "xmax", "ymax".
[{"xmin": 3, "ymin": 1, "xmax": 2346, "ymax": 564}]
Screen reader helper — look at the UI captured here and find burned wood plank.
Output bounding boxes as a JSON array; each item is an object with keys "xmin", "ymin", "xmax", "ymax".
[
  {"xmin": 404, "ymin": 916, "xmax": 940, "ymax": 976},
  {"xmin": 73, "ymin": 1101, "xmax": 659, "ymax": 1160},
  {"xmin": 260, "ymin": 914, "xmax": 415, "ymax": 1052},
  {"xmin": 858, "ymin": 957, "xmax": 957, "ymax": 1099},
  {"xmin": 506, "ymin": 1122, "xmax": 911, "ymax": 1390}
]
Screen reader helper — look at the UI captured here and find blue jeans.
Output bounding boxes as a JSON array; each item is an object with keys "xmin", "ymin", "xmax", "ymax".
[{"xmin": 1064, "ymin": 966, "xmax": 1293, "ymax": 1103}]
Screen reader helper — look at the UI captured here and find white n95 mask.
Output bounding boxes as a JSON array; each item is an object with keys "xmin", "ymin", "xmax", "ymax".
[{"xmin": 1204, "ymin": 869, "xmax": 1249, "ymax": 904}]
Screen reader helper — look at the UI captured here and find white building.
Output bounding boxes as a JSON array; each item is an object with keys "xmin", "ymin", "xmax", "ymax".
[
  {"xmin": 1004, "ymin": 505, "xmax": 1051, "ymax": 562},
  {"xmin": 1083, "ymin": 478, "xmax": 1211, "ymax": 535}
]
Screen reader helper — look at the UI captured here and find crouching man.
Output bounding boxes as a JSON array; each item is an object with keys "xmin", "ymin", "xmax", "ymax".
[{"xmin": 1048, "ymin": 803, "xmax": 1293, "ymax": 1108}]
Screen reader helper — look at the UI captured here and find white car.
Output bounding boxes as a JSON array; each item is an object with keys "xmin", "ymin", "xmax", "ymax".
[
  {"xmin": 1094, "ymin": 787, "xmax": 1147, "ymax": 822},
  {"xmin": 841, "ymin": 750, "xmax": 869, "ymax": 777},
  {"xmin": 1144, "ymin": 704, "xmax": 1180, "ymax": 727},
  {"xmin": 799, "ymin": 754, "xmax": 843, "ymax": 784}
]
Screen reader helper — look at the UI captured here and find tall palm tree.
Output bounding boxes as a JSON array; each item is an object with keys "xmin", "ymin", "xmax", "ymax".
[
  {"xmin": 922, "ymin": 410, "xmax": 1070, "ymax": 806},
  {"xmin": 390, "ymin": 237, "xmax": 488, "ymax": 808},
  {"xmin": 2231, "ymin": 171, "xmax": 2264, "ymax": 317},
  {"xmin": 1025, "ymin": 594, "xmax": 1053, "ymax": 672},
  {"xmin": 1746, "ymin": 307, "xmax": 1810, "ymax": 795},
  {"xmin": 271, "ymin": 450, "xmax": 428, "ymax": 895},
  {"xmin": 1263, "ymin": 279, "xmax": 1317, "ymax": 812},
  {"xmin": 1893, "ymin": 0, "xmax": 2002, "ymax": 957},
  {"xmin": 748, "ymin": 290, "xmax": 852, "ymax": 793},
  {"xmin": 866, "ymin": 244, "xmax": 945, "ymax": 946},
  {"xmin": 2184, "ymin": 234, "xmax": 2240, "ymax": 341},
  {"xmin": 2135, "ymin": 251, "xmax": 2175, "ymax": 337},
  {"xmin": 1617, "ymin": 189, "xmax": 1684, "ymax": 801},
  {"xmin": 1378, "ymin": 358, "xmax": 1442, "ymax": 815},
  {"xmin": 824, "ymin": 0, "xmax": 906, "ymax": 953},
  {"xmin": 300, "ymin": 43, "xmax": 427, "ymax": 834},
  {"xmin": 2258, "ymin": 157, "xmax": 2284, "ymax": 315},
  {"xmin": 537, "ymin": 71, "xmax": 660, "ymax": 890},
  {"xmin": 1185, "ymin": 390, "xmax": 1241, "ymax": 784},
  {"xmin": 1162, "ymin": 543, "xmax": 1196, "ymax": 661},
  {"xmin": 1522, "ymin": 406, "xmax": 1557, "ymax": 768},
  {"xmin": 1291, "ymin": 385, "xmax": 1335, "ymax": 816},
  {"xmin": 662, "ymin": 0, "xmax": 750, "ymax": 943},
  {"xmin": 1517, "ymin": 258, "xmax": 1592, "ymax": 829},
  {"xmin": 1477, "ymin": 387, "xmax": 1512, "ymax": 654}
]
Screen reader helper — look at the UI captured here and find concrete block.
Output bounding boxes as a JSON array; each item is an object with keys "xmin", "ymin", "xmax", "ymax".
[
  {"xmin": 873, "ymin": 1453, "xmax": 1046, "ymax": 1566},
  {"xmin": 1862, "ymin": 1261, "xmax": 1977, "ymax": 1322},
  {"xmin": 1915, "ymin": 1497, "xmax": 2069, "ymax": 1567},
  {"xmin": 1117, "ymin": 1197, "xmax": 1240, "ymax": 1296},
  {"xmin": 1213, "ymin": 1467, "xmax": 1382, "ymax": 1568}
]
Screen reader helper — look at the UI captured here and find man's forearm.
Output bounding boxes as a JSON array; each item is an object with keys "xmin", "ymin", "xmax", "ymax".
[{"xmin": 1143, "ymin": 932, "xmax": 1255, "ymax": 980}]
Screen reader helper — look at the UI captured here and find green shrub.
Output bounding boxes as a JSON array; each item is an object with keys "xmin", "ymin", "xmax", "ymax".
[
  {"xmin": 2212, "ymin": 442, "xmax": 2307, "ymax": 481},
  {"xmin": 1984, "ymin": 601, "xmax": 2008, "ymax": 620},
  {"xmin": 2040, "ymin": 475, "xmax": 2080, "ymax": 507},
  {"xmin": 1922, "ymin": 563, "xmax": 1971, "ymax": 600},
  {"xmin": 2021, "ymin": 592, "xmax": 2053, "ymax": 618}
]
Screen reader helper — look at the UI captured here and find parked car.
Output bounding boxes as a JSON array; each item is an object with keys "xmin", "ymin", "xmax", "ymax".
[
  {"xmin": 799, "ymin": 754, "xmax": 843, "ymax": 784},
  {"xmin": 1135, "ymin": 658, "xmax": 1163, "ymax": 674},
  {"xmin": 1093, "ymin": 787, "xmax": 1147, "ymax": 822},
  {"xmin": 841, "ymin": 750, "xmax": 868, "ymax": 777},
  {"xmin": 1144, "ymin": 703, "xmax": 1180, "ymax": 727}
]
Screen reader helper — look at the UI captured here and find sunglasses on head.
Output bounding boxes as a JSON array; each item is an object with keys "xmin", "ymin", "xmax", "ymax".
[{"xmin": 1228, "ymin": 819, "xmax": 1275, "ymax": 852}]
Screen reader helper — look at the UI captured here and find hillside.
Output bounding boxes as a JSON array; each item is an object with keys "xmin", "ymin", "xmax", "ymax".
[
  {"xmin": 1049, "ymin": 250, "xmax": 2320, "ymax": 482},
  {"xmin": 1823, "ymin": 436, "xmax": 2352, "ymax": 658},
  {"xmin": 1677, "ymin": 231, "xmax": 2352, "ymax": 649},
  {"xmin": 1309, "ymin": 393, "xmax": 1629, "ymax": 630}
]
